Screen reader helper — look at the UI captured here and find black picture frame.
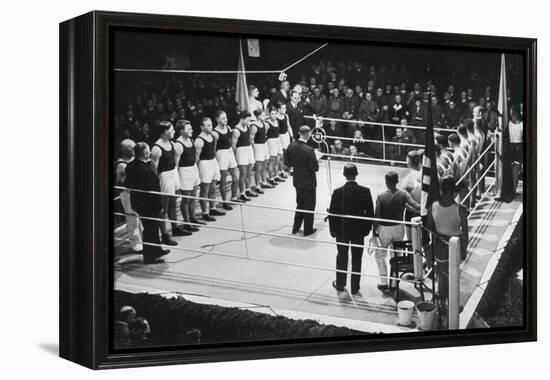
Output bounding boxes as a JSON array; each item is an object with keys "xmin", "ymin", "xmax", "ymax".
[{"xmin": 59, "ymin": 10, "xmax": 537, "ymax": 369}]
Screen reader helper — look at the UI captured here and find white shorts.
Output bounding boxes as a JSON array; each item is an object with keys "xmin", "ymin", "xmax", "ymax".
[
  {"xmin": 253, "ymin": 143, "xmax": 269, "ymax": 162},
  {"xmin": 125, "ymin": 214, "xmax": 143, "ymax": 251},
  {"xmin": 216, "ymin": 148, "xmax": 238, "ymax": 171},
  {"xmin": 236, "ymin": 146, "xmax": 255, "ymax": 166},
  {"xmin": 267, "ymin": 138, "xmax": 282, "ymax": 157},
  {"xmin": 374, "ymin": 224, "xmax": 406, "ymax": 260},
  {"xmin": 178, "ymin": 165, "xmax": 201, "ymax": 191},
  {"xmin": 158, "ymin": 168, "xmax": 180, "ymax": 194},
  {"xmin": 198, "ymin": 159, "xmax": 221, "ymax": 183},
  {"xmin": 279, "ymin": 132, "xmax": 291, "ymax": 150}
]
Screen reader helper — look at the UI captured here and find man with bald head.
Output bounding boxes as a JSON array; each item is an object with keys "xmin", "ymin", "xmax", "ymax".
[
  {"xmin": 123, "ymin": 142, "xmax": 170, "ymax": 264},
  {"xmin": 116, "ymin": 139, "xmax": 142, "ymax": 252}
]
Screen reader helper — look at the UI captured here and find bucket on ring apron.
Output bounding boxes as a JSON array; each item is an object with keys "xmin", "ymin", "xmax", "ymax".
[
  {"xmin": 416, "ymin": 301, "xmax": 437, "ymax": 330},
  {"xmin": 396, "ymin": 300, "xmax": 415, "ymax": 326}
]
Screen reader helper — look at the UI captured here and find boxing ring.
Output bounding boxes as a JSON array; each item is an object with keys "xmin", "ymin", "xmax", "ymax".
[
  {"xmin": 113, "ymin": 41, "xmax": 521, "ymax": 331},
  {"xmin": 113, "ymin": 120, "xmax": 522, "ymax": 332}
]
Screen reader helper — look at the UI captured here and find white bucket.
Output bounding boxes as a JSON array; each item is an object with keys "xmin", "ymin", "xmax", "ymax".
[
  {"xmin": 397, "ymin": 300, "xmax": 415, "ymax": 326},
  {"xmin": 416, "ymin": 301, "xmax": 437, "ymax": 330}
]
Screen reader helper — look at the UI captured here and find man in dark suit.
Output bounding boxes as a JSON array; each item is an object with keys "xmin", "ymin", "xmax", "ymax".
[
  {"xmin": 283, "ymin": 125, "xmax": 319, "ymax": 236},
  {"xmin": 271, "ymin": 80, "xmax": 290, "ymax": 106},
  {"xmin": 122, "ymin": 142, "xmax": 170, "ymax": 264},
  {"xmin": 328, "ymin": 164, "xmax": 374, "ymax": 294},
  {"xmin": 286, "ymin": 91, "xmax": 305, "ymax": 138}
]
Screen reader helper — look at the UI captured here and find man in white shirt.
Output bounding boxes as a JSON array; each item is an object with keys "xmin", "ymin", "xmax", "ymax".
[{"xmin": 508, "ymin": 111, "xmax": 523, "ymax": 194}]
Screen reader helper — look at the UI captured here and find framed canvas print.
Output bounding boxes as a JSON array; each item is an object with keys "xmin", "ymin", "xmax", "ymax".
[{"xmin": 59, "ymin": 11, "xmax": 536, "ymax": 369}]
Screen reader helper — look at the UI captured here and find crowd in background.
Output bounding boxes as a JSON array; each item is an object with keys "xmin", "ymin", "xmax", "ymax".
[{"xmin": 113, "ymin": 53, "xmax": 523, "ymax": 163}]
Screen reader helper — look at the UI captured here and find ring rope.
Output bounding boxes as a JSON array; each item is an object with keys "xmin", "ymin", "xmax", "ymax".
[
  {"xmin": 319, "ymin": 152, "xmax": 407, "ymax": 165},
  {"xmin": 114, "ymin": 186, "xmax": 415, "ymax": 226},
  {"xmin": 115, "ymin": 43, "xmax": 328, "ymax": 76},
  {"xmin": 455, "ymin": 140, "xmax": 496, "ymax": 186},
  {"xmin": 113, "ymin": 68, "xmax": 281, "ymax": 74},
  {"xmin": 280, "ymin": 43, "xmax": 329, "ymax": 73},
  {"xmin": 114, "ymin": 237, "xmax": 421, "ymax": 284},
  {"xmin": 114, "ymin": 211, "xmax": 414, "ymax": 253},
  {"xmin": 460, "ymin": 161, "xmax": 496, "ymax": 206},
  {"xmin": 305, "ymin": 115, "xmax": 452, "ymax": 132},
  {"xmin": 323, "ymin": 134, "xmax": 424, "ymax": 148}
]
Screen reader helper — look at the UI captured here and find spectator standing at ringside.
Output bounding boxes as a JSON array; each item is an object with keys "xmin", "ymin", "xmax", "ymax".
[{"xmin": 122, "ymin": 143, "xmax": 171, "ymax": 264}]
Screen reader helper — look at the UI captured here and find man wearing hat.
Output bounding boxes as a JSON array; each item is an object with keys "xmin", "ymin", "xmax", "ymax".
[
  {"xmin": 283, "ymin": 125, "xmax": 319, "ymax": 236},
  {"xmin": 328, "ymin": 164, "xmax": 374, "ymax": 295}
]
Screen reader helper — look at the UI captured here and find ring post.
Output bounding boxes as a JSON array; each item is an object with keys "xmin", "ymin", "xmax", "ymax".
[
  {"xmin": 448, "ymin": 236, "xmax": 461, "ymax": 329},
  {"xmin": 411, "ymin": 216, "xmax": 423, "ymax": 281},
  {"xmin": 381, "ymin": 124, "xmax": 386, "ymax": 160},
  {"xmin": 494, "ymin": 131, "xmax": 502, "ymax": 197}
]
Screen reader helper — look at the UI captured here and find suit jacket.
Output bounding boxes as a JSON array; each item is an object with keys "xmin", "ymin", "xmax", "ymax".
[
  {"xmin": 283, "ymin": 140, "xmax": 319, "ymax": 188},
  {"xmin": 124, "ymin": 159, "xmax": 162, "ymax": 216},
  {"xmin": 286, "ymin": 101, "xmax": 305, "ymax": 136},
  {"xmin": 328, "ymin": 181, "xmax": 374, "ymax": 239},
  {"xmin": 271, "ymin": 90, "xmax": 289, "ymax": 106}
]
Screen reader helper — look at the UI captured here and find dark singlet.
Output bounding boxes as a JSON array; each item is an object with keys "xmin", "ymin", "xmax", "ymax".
[
  {"xmin": 176, "ymin": 139, "xmax": 196, "ymax": 167},
  {"xmin": 277, "ymin": 114, "xmax": 289, "ymax": 134},
  {"xmin": 197, "ymin": 135, "xmax": 216, "ymax": 160},
  {"xmin": 266, "ymin": 119, "xmax": 280, "ymax": 139},
  {"xmin": 236, "ymin": 125, "xmax": 251, "ymax": 147},
  {"xmin": 253, "ymin": 121, "xmax": 267, "ymax": 144},
  {"xmin": 215, "ymin": 126, "xmax": 232, "ymax": 151},
  {"xmin": 154, "ymin": 142, "xmax": 176, "ymax": 173},
  {"xmin": 378, "ymin": 189, "xmax": 408, "ymax": 226}
]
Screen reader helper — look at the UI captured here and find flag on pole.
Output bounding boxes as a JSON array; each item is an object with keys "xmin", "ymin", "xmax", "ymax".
[
  {"xmin": 421, "ymin": 90, "xmax": 440, "ymax": 238},
  {"xmin": 496, "ymin": 53, "xmax": 514, "ymax": 202},
  {"xmin": 235, "ymin": 39, "xmax": 250, "ymax": 112},
  {"xmin": 247, "ymin": 39, "xmax": 260, "ymax": 57}
]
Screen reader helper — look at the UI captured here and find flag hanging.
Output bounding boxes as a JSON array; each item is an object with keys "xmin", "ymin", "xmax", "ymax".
[
  {"xmin": 421, "ymin": 90, "xmax": 440, "ymax": 237},
  {"xmin": 247, "ymin": 39, "xmax": 260, "ymax": 57},
  {"xmin": 496, "ymin": 53, "xmax": 514, "ymax": 202},
  {"xmin": 235, "ymin": 39, "xmax": 250, "ymax": 113}
]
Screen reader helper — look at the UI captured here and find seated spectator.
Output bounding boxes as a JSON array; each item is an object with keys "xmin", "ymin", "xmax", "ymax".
[
  {"xmin": 342, "ymin": 88, "xmax": 359, "ymax": 120},
  {"xmin": 388, "ymin": 94, "xmax": 408, "ymax": 124},
  {"xmin": 186, "ymin": 329, "xmax": 202, "ymax": 344},
  {"xmin": 430, "ymin": 96, "xmax": 444, "ymax": 127},
  {"xmin": 352, "ymin": 129, "xmax": 369, "ymax": 155},
  {"xmin": 357, "ymin": 90, "xmax": 378, "ymax": 124},
  {"xmin": 349, "ymin": 144, "xmax": 363, "ymax": 162},
  {"xmin": 309, "ymin": 86, "xmax": 327, "ymax": 116},
  {"xmin": 325, "ymin": 120, "xmax": 345, "ymax": 141},
  {"xmin": 389, "ymin": 127, "xmax": 414, "ymax": 162},
  {"xmin": 443, "ymin": 101, "xmax": 461, "ymax": 129},
  {"xmin": 327, "ymin": 88, "xmax": 344, "ymax": 119},
  {"xmin": 115, "ymin": 306, "xmax": 136, "ymax": 347},
  {"xmin": 128, "ymin": 317, "xmax": 151, "ymax": 346},
  {"xmin": 331, "ymin": 139, "xmax": 350, "ymax": 158},
  {"xmin": 409, "ymin": 98, "xmax": 426, "ymax": 126},
  {"xmin": 400, "ymin": 119, "xmax": 418, "ymax": 144}
]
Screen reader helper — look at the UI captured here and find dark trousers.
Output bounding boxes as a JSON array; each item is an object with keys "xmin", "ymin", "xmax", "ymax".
[
  {"xmin": 336, "ymin": 236, "xmax": 365, "ymax": 292},
  {"xmin": 293, "ymin": 186, "xmax": 316, "ymax": 234},
  {"xmin": 135, "ymin": 205, "xmax": 163, "ymax": 262}
]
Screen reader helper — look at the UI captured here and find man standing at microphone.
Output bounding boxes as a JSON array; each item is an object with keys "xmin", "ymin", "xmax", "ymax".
[{"xmin": 283, "ymin": 125, "xmax": 319, "ymax": 236}]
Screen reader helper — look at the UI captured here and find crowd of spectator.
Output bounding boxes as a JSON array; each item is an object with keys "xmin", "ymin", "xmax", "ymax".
[
  {"xmin": 114, "ymin": 52, "xmax": 522, "ymax": 164},
  {"xmin": 114, "ymin": 305, "xmax": 202, "ymax": 348}
]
